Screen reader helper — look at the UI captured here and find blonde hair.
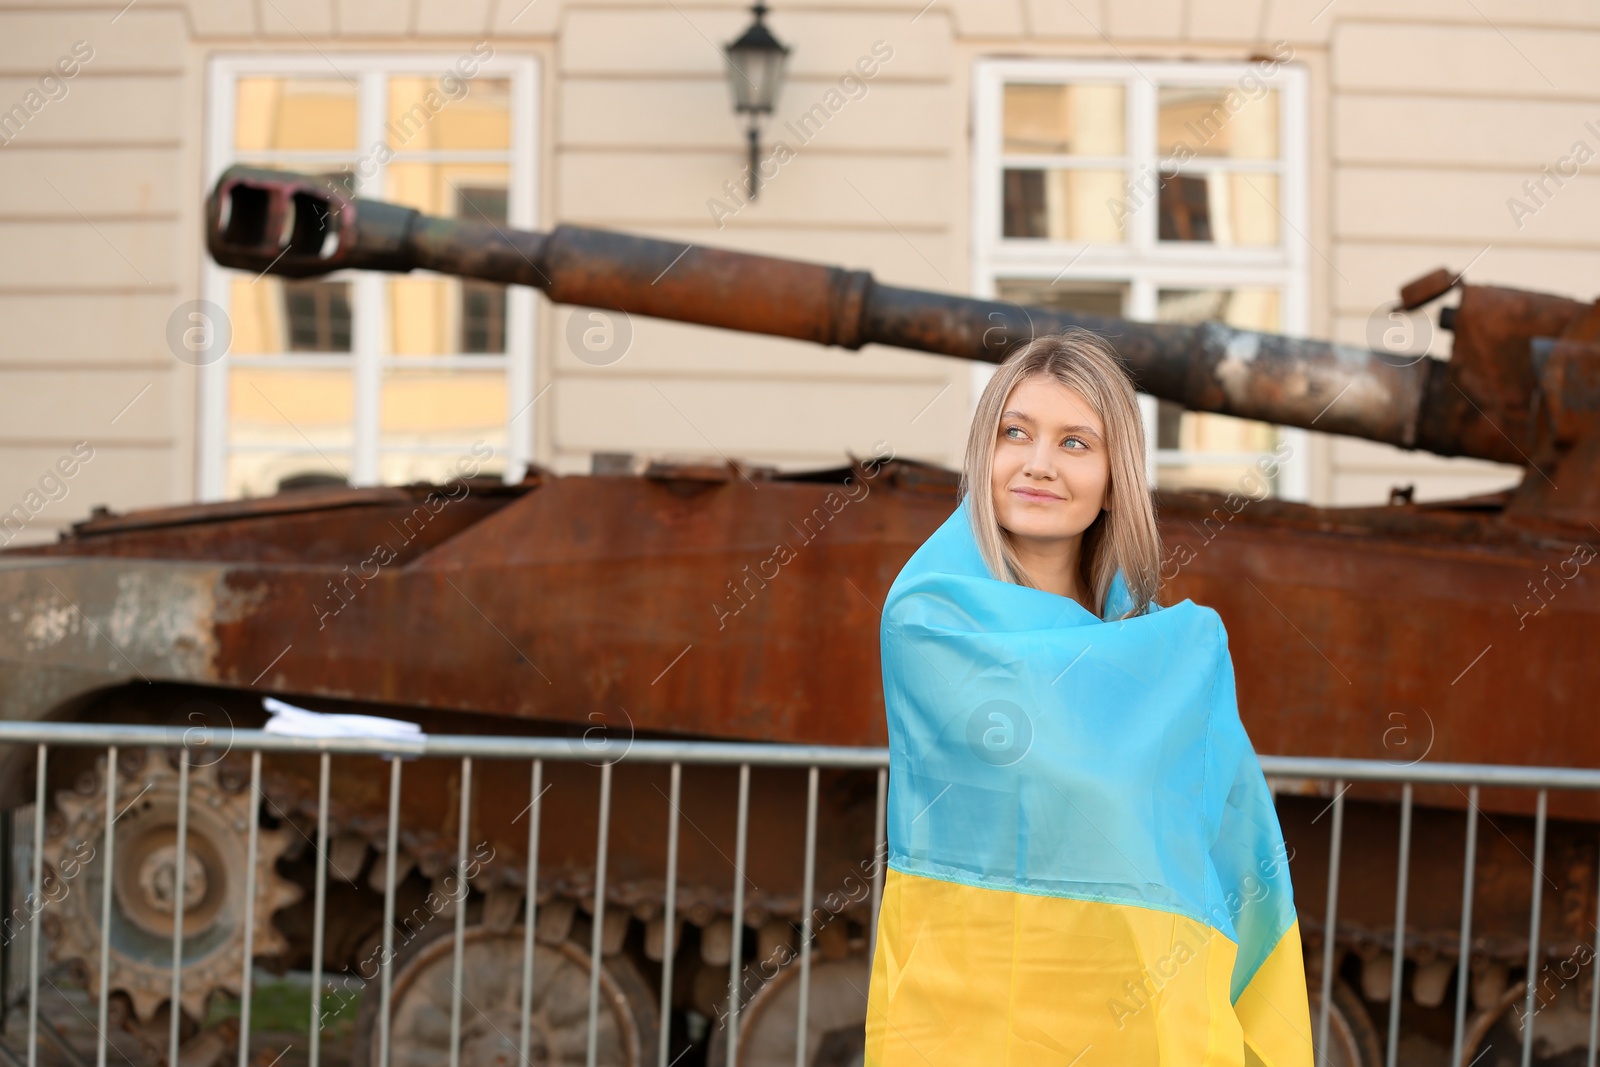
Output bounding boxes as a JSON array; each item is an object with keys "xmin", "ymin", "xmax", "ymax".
[{"xmin": 960, "ymin": 328, "xmax": 1162, "ymax": 619}]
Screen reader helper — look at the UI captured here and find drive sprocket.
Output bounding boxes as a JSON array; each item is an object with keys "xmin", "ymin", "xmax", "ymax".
[{"xmin": 42, "ymin": 748, "xmax": 301, "ymax": 1023}]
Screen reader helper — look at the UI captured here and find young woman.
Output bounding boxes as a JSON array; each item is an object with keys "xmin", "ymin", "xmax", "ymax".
[{"xmin": 864, "ymin": 330, "xmax": 1312, "ymax": 1066}]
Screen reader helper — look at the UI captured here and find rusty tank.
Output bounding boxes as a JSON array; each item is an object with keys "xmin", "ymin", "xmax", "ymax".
[{"xmin": 2, "ymin": 163, "xmax": 1598, "ymax": 1067}]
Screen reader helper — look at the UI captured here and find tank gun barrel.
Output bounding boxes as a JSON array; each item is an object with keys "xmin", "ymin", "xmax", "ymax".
[{"xmin": 209, "ymin": 165, "xmax": 1443, "ymax": 458}]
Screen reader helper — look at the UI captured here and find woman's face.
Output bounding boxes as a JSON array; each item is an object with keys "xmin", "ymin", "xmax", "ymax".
[{"xmin": 990, "ymin": 374, "xmax": 1112, "ymax": 547}]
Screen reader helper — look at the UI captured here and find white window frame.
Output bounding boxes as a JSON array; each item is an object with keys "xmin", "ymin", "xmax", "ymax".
[
  {"xmin": 200, "ymin": 52, "xmax": 540, "ymax": 501},
  {"xmin": 971, "ymin": 57, "xmax": 1310, "ymax": 501}
]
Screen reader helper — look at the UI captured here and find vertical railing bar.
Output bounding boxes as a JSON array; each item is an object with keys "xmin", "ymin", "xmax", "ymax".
[
  {"xmin": 95, "ymin": 747, "xmax": 116, "ymax": 1067},
  {"xmin": 869, "ymin": 767, "xmax": 886, "ymax": 968},
  {"xmin": 1316, "ymin": 781, "xmax": 1346, "ymax": 1067},
  {"xmin": 1451, "ymin": 785, "xmax": 1479, "ymax": 1067},
  {"xmin": 237, "ymin": 751, "xmax": 262, "ymax": 1067},
  {"xmin": 378, "ymin": 755, "xmax": 401, "ymax": 1067},
  {"xmin": 308, "ymin": 752, "xmax": 331, "ymax": 1067},
  {"xmin": 1385, "ymin": 783, "xmax": 1413, "ymax": 1067},
  {"xmin": 27, "ymin": 745, "xmax": 44, "ymax": 1067},
  {"xmin": 725, "ymin": 763, "xmax": 750, "ymax": 1067},
  {"xmin": 657, "ymin": 762, "xmax": 679, "ymax": 1067},
  {"xmin": 586, "ymin": 761, "xmax": 613, "ymax": 1067},
  {"xmin": 795, "ymin": 766, "xmax": 819, "ymax": 1067},
  {"xmin": 1588, "ymin": 811, "xmax": 1600, "ymax": 1067},
  {"xmin": 519, "ymin": 759, "xmax": 542, "ymax": 1067},
  {"xmin": 168, "ymin": 749, "xmax": 191, "ymax": 1067},
  {"xmin": 1522, "ymin": 789, "xmax": 1549, "ymax": 1067},
  {"xmin": 2, "ymin": 805, "xmax": 12, "ymax": 1036},
  {"xmin": 449, "ymin": 757, "xmax": 472, "ymax": 1067}
]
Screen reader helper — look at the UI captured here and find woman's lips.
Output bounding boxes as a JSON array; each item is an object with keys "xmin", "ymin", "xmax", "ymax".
[{"xmin": 1011, "ymin": 487, "xmax": 1061, "ymax": 501}]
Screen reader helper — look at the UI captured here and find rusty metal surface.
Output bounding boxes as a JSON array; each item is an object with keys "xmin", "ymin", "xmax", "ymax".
[
  {"xmin": 1279, "ymin": 795, "xmax": 1598, "ymax": 966},
  {"xmin": 1412, "ymin": 282, "xmax": 1593, "ymax": 464},
  {"xmin": 7, "ymin": 465, "xmax": 1596, "ymax": 801},
  {"xmin": 12, "ymin": 481, "xmax": 525, "ymax": 564},
  {"xmin": 0, "ymin": 463, "xmax": 949, "ymax": 745},
  {"xmin": 1157, "ymin": 489, "xmax": 1599, "ymax": 820}
]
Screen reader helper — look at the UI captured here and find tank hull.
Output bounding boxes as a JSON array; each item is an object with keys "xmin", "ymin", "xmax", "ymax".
[
  {"xmin": 7, "ymin": 465, "xmax": 1594, "ymax": 778},
  {"xmin": 7, "ymin": 467, "xmax": 1597, "ymax": 1067}
]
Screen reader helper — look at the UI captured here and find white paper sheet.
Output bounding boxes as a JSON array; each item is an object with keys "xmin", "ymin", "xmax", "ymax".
[{"xmin": 262, "ymin": 696, "xmax": 426, "ymax": 741}]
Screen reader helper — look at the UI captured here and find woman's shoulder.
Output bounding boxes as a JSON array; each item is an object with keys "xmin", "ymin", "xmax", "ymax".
[{"xmin": 1136, "ymin": 596, "xmax": 1229, "ymax": 653}]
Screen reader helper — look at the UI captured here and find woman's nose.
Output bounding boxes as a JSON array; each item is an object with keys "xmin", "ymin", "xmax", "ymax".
[{"xmin": 1022, "ymin": 445, "xmax": 1054, "ymax": 476}]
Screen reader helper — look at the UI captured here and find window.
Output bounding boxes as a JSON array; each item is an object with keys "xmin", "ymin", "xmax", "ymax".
[
  {"xmin": 201, "ymin": 55, "xmax": 538, "ymax": 500},
  {"xmin": 973, "ymin": 58, "xmax": 1309, "ymax": 500}
]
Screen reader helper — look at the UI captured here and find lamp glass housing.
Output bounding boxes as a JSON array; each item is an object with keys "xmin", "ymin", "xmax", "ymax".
[{"xmin": 724, "ymin": 7, "xmax": 789, "ymax": 114}]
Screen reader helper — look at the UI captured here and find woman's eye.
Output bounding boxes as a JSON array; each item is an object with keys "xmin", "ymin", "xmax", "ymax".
[
  {"xmin": 1063, "ymin": 437, "xmax": 1087, "ymax": 450},
  {"xmin": 1003, "ymin": 426, "xmax": 1025, "ymax": 439}
]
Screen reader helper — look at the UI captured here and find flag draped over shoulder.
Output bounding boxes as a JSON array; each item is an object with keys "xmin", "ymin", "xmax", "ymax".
[{"xmin": 865, "ymin": 499, "xmax": 1313, "ymax": 1067}]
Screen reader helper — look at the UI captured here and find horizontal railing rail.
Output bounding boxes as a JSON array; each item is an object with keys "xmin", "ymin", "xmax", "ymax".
[
  {"xmin": 0, "ymin": 723, "xmax": 1597, "ymax": 788},
  {"xmin": 0, "ymin": 718, "xmax": 1594, "ymax": 1067}
]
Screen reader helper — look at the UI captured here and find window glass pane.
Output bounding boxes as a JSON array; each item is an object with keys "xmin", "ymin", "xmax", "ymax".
[
  {"xmin": 390, "ymin": 277, "xmax": 508, "ymax": 355},
  {"xmin": 230, "ymin": 367, "xmax": 355, "ymax": 451},
  {"xmin": 386, "ymin": 165, "xmax": 510, "ymax": 355},
  {"xmin": 235, "ymin": 78, "xmax": 359, "ymax": 152},
  {"xmin": 1158, "ymin": 86, "xmax": 1278, "ymax": 161},
  {"xmin": 387, "ymin": 77, "xmax": 512, "ymax": 152},
  {"xmin": 1156, "ymin": 287, "xmax": 1280, "ymax": 332},
  {"xmin": 227, "ymin": 453, "xmax": 351, "ymax": 499},
  {"xmin": 230, "ymin": 277, "xmax": 354, "ymax": 355},
  {"xmin": 1003, "ymin": 169, "xmax": 1125, "ymax": 241},
  {"xmin": 1003, "ymin": 83, "xmax": 1124, "ymax": 156},
  {"xmin": 1158, "ymin": 171, "xmax": 1279, "ymax": 246},
  {"xmin": 1154, "ymin": 287, "xmax": 1282, "ymax": 493},
  {"xmin": 994, "ymin": 277, "xmax": 1128, "ymax": 317},
  {"xmin": 378, "ymin": 452, "xmax": 504, "ymax": 487},
  {"xmin": 380, "ymin": 368, "xmax": 507, "ymax": 453},
  {"xmin": 386, "ymin": 162, "xmax": 510, "ymax": 217}
]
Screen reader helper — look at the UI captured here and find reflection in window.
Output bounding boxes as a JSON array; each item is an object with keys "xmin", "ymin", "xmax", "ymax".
[
  {"xmin": 461, "ymin": 283, "xmax": 506, "ymax": 353},
  {"xmin": 456, "ymin": 186, "xmax": 508, "ymax": 354},
  {"xmin": 1157, "ymin": 86, "xmax": 1278, "ymax": 160},
  {"xmin": 1157, "ymin": 288, "xmax": 1279, "ymax": 331},
  {"xmin": 1003, "ymin": 170, "xmax": 1046, "ymax": 237},
  {"xmin": 1158, "ymin": 172, "xmax": 1278, "ymax": 246},
  {"xmin": 282, "ymin": 281, "xmax": 353, "ymax": 352},
  {"xmin": 1155, "ymin": 287, "xmax": 1282, "ymax": 486},
  {"xmin": 228, "ymin": 454, "xmax": 353, "ymax": 499},
  {"xmin": 387, "ymin": 77, "xmax": 511, "ymax": 151},
  {"xmin": 994, "ymin": 277, "xmax": 1127, "ymax": 318},
  {"xmin": 277, "ymin": 471, "xmax": 350, "ymax": 491},
  {"xmin": 235, "ymin": 78, "xmax": 358, "ymax": 152},
  {"xmin": 1003, "ymin": 83, "xmax": 1124, "ymax": 156},
  {"xmin": 1159, "ymin": 174, "xmax": 1212, "ymax": 242},
  {"xmin": 1002, "ymin": 169, "xmax": 1125, "ymax": 241}
]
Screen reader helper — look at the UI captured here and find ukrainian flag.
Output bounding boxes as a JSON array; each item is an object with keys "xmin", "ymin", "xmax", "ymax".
[{"xmin": 865, "ymin": 500, "xmax": 1312, "ymax": 1067}]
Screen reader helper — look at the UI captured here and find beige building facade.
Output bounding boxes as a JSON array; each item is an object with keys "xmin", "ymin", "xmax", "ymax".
[{"xmin": 2, "ymin": 0, "xmax": 1587, "ymax": 543}]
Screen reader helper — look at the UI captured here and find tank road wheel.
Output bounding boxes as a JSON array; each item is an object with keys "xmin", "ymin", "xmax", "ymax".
[
  {"xmin": 707, "ymin": 956, "xmax": 870, "ymax": 1067},
  {"xmin": 43, "ymin": 748, "xmax": 300, "ymax": 1022},
  {"xmin": 1309, "ymin": 977, "xmax": 1383, "ymax": 1067},
  {"xmin": 354, "ymin": 925, "xmax": 658, "ymax": 1067}
]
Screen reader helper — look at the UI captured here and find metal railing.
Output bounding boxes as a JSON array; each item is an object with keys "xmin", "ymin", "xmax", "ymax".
[{"xmin": 0, "ymin": 721, "xmax": 1595, "ymax": 1067}]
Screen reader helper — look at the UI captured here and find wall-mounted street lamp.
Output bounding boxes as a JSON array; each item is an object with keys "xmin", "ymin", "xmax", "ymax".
[{"xmin": 723, "ymin": 3, "xmax": 790, "ymax": 201}]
